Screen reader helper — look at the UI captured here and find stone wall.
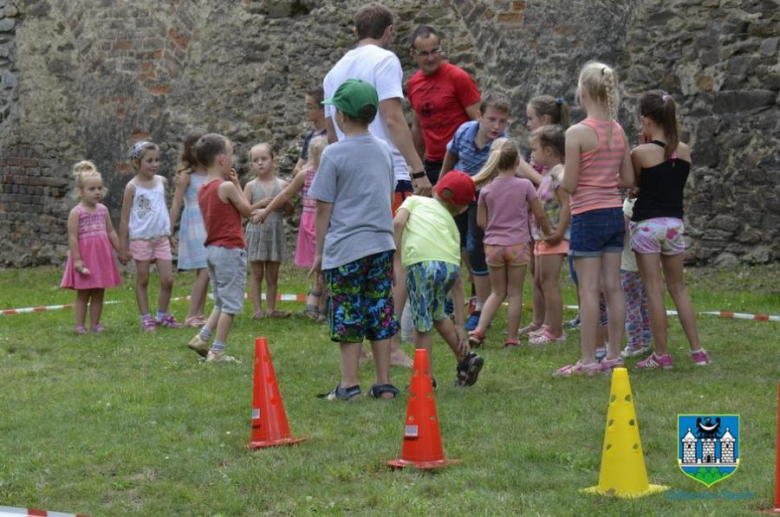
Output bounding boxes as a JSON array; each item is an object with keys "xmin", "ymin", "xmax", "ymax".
[{"xmin": 0, "ymin": 0, "xmax": 778, "ymax": 266}]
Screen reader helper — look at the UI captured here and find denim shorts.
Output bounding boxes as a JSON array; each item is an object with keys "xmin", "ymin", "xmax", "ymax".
[
  {"xmin": 466, "ymin": 203, "xmax": 488, "ymax": 276},
  {"xmin": 569, "ymin": 207, "xmax": 625, "ymax": 258}
]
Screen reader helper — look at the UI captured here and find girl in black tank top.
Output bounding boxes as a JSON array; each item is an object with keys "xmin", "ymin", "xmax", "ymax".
[
  {"xmin": 632, "ymin": 140, "xmax": 690, "ymax": 222},
  {"xmin": 630, "ymin": 91, "xmax": 708, "ymax": 370}
]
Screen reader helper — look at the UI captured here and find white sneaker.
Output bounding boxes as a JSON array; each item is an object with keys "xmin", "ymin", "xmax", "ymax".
[{"xmin": 206, "ymin": 350, "xmax": 239, "ymax": 363}]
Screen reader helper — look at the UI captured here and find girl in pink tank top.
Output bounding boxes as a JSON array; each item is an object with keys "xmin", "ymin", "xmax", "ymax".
[{"xmin": 555, "ymin": 62, "xmax": 635, "ymax": 378}]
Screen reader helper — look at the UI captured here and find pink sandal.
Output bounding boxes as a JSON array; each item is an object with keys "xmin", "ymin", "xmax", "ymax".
[
  {"xmin": 553, "ymin": 360, "xmax": 599, "ymax": 378},
  {"xmin": 529, "ymin": 329, "xmax": 566, "ymax": 345}
]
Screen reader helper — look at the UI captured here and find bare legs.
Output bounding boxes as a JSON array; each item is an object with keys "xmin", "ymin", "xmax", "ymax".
[{"xmin": 637, "ymin": 252, "xmax": 702, "ymax": 356}]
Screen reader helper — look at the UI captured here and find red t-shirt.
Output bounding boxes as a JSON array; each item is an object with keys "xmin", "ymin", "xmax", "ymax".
[
  {"xmin": 198, "ymin": 180, "xmax": 246, "ymax": 249},
  {"xmin": 406, "ymin": 61, "xmax": 481, "ymax": 161}
]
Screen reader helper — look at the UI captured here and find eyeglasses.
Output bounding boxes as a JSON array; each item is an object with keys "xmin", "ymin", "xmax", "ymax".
[{"xmin": 412, "ymin": 48, "xmax": 442, "ymax": 58}]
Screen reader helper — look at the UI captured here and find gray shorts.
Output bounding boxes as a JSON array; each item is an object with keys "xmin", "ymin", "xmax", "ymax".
[{"xmin": 206, "ymin": 246, "xmax": 247, "ymax": 315}]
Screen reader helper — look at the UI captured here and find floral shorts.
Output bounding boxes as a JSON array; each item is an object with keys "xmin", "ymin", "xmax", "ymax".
[
  {"xmin": 484, "ymin": 242, "xmax": 531, "ymax": 267},
  {"xmin": 406, "ymin": 261, "xmax": 459, "ymax": 332},
  {"xmin": 324, "ymin": 250, "xmax": 398, "ymax": 343},
  {"xmin": 630, "ymin": 217, "xmax": 685, "ymax": 256}
]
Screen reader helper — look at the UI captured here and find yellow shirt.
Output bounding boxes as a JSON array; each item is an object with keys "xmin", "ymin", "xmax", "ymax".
[{"xmin": 399, "ymin": 196, "xmax": 460, "ymax": 268}]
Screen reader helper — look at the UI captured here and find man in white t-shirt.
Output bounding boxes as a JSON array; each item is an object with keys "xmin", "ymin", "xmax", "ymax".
[{"xmin": 323, "ymin": 2, "xmax": 431, "ymax": 204}]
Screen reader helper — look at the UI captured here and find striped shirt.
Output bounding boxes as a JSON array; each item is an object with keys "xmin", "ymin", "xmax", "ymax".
[
  {"xmin": 570, "ymin": 118, "xmax": 625, "ymax": 215},
  {"xmin": 446, "ymin": 120, "xmax": 506, "ymax": 176}
]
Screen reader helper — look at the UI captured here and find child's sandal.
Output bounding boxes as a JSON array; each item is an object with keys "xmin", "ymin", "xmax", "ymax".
[
  {"xmin": 267, "ymin": 310, "xmax": 291, "ymax": 319},
  {"xmin": 252, "ymin": 310, "xmax": 265, "ymax": 320},
  {"xmin": 367, "ymin": 383, "xmax": 399, "ymax": 400},
  {"xmin": 468, "ymin": 330, "xmax": 485, "ymax": 348},
  {"xmin": 503, "ymin": 339, "xmax": 520, "ymax": 348}
]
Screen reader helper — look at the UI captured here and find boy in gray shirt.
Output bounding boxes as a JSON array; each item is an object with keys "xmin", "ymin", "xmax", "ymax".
[{"xmin": 308, "ymin": 79, "xmax": 400, "ymax": 401}]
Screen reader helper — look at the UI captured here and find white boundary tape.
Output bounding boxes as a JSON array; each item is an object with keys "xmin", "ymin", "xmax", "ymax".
[
  {"xmin": 0, "ymin": 505, "xmax": 86, "ymax": 517},
  {"xmin": 1, "ymin": 294, "xmax": 305, "ymax": 316},
  {"xmin": 2, "ymin": 298, "xmax": 777, "ymax": 322},
  {"xmin": 562, "ymin": 305, "xmax": 779, "ymax": 322}
]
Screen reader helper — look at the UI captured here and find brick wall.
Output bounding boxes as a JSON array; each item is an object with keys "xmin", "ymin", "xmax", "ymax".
[{"xmin": 1, "ymin": 0, "xmax": 778, "ymax": 266}]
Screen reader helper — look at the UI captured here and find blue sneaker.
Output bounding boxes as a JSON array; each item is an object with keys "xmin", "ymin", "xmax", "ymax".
[
  {"xmin": 595, "ymin": 346, "xmax": 607, "ymax": 362},
  {"xmin": 464, "ymin": 311, "xmax": 481, "ymax": 331}
]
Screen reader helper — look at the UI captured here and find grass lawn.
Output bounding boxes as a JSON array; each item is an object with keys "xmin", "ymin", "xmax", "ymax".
[{"xmin": 0, "ymin": 264, "xmax": 778, "ymax": 516}]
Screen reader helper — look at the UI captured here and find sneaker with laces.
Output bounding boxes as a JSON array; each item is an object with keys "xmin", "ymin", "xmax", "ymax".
[
  {"xmin": 690, "ymin": 348, "xmax": 710, "ymax": 366},
  {"xmin": 598, "ymin": 356, "xmax": 624, "ymax": 374},
  {"xmin": 142, "ymin": 318, "xmax": 157, "ymax": 332},
  {"xmin": 553, "ymin": 360, "xmax": 599, "ymax": 377},
  {"xmin": 158, "ymin": 314, "xmax": 182, "ymax": 328},
  {"xmin": 205, "ymin": 350, "xmax": 239, "ymax": 363},
  {"xmin": 188, "ymin": 335, "xmax": 210, "ymax": 357},
  {"xmin": 464, "ymin": 311, "xmax": 481, "ymax": 331},
  {"xmin": 636, "ymin": 352, "xmax": 673, "ymax": 370},
  {"xmin": 455, "ymin": 352, "xmax": 484, "ymax": 387},
  {"xmin": 317, "ymin": 384, "xmax": 361, "ymax": 401},
  {"xmin": 621, "ymin": 343, "xmax": 651, "ymax": 358}
]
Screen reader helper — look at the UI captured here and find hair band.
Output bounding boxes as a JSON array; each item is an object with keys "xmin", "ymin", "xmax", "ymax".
[
  {"xmin": 130, "ymin": 141, "xmax": 153, "ymax": 160},
  {"xmin": 556, "ymin": 97, "xmax": 563, "ymax": 105}
]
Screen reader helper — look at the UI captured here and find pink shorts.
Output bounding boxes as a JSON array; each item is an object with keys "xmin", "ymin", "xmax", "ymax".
[
  {"xmin": 630, "ymin": 218, "xmax": 685, "ymax": 256},
  {"xmin": 484, "ymin": 243, "xmax": 531, "ymax": 267},
  {"xmin": 130, "ymin": 237, "xmax": 172, "ymax": 262},
  {"xmin": 534, "ymin": 238, "xmax": 570, "ymax": 256}
]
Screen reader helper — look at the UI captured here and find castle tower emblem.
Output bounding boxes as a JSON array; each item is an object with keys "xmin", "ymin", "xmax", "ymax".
[{"xmin": 678, "ymin": 415, "xmax": 740, "ymax": 488}]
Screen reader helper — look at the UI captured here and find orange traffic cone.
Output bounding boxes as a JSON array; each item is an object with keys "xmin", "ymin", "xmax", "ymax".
[
  {"xmin": 388, "ymin": 348, "xmax": 458, "ymax": 469},
  {"xmin": 247, "ymin": 337, "xmax": 306, "ymax": 448}
]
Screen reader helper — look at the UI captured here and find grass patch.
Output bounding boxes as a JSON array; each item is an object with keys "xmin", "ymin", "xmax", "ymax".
[{"xmin": 0, "ymin": 265, "xmax": 778, "ymax": 515}]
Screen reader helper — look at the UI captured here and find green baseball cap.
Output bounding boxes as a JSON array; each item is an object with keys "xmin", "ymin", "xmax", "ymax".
[{"xmin": 322, "ymin": 79, "xmax": 379, "ymax": 119}]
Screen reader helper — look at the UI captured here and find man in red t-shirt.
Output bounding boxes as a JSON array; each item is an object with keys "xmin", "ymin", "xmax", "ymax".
[{"xmin": 407, "ymin": 25, "xmax": 481, "ymax": 185}]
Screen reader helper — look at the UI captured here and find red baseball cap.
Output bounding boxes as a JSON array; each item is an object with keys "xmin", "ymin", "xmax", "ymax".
[{"xmin": 435, "ymin": 170, "xmax": 476, "ymax": 205}]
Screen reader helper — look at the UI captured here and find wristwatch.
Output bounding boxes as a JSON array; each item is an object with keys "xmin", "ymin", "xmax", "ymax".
[{"xmin": 411, "ymin": 171, "xmax": 427, "ymax": 180}]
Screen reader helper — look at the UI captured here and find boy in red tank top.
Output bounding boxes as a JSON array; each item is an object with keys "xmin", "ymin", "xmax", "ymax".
[{"xmin": 187, "ymin": 134, "xmax": 254, "ymax": 363}]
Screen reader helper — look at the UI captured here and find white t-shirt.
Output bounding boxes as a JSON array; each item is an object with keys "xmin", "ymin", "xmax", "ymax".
[{"xmin": 323, "ymin": 44, "xmax": 409, "ymax": 182}]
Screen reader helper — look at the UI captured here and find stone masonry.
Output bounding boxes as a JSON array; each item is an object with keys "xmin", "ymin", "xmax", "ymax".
[{"xmin": 0, "ymin": 0, "xmax": 778, "ymax": 266}]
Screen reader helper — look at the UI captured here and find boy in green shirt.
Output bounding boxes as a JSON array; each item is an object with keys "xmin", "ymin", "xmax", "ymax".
[{"xmin": 393, "ymin": 171, "xmax": 484, "ymax": 387}]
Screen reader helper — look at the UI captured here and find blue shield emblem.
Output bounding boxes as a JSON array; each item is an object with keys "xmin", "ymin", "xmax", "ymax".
[{"xmin": 678, "ymin": 414, "xmax": 740, "ymax": 488}]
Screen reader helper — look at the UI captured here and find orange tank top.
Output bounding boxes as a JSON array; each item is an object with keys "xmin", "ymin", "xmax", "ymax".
[{"xmin": 569, "ymin": 118, "xmax": 625, "ymax": 215}]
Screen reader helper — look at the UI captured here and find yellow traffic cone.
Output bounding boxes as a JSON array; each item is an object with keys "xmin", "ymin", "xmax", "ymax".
[{"xmin": 583, "ymin": 367, "xmax": 668, "ymax": 498}]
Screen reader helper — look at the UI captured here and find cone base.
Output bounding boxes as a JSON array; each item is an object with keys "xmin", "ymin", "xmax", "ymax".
[
  {"xmin": 387, "ymin": 457, "xmax": 459, "ymax": 470},
  {"xmin": 582, "ymin": 483, "xmax": 668, "ymax": 499},
  {"xmin": 247, "ymin": 436, "xmax": 307, "ymax": 449}
]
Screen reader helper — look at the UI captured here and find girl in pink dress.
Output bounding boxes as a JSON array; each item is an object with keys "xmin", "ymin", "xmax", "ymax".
[{"xmin": 61, "ymin": 161, "xmax": 124, "ymax": 333}]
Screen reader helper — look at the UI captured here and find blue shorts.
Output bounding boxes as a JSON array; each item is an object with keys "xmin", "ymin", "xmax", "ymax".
[
  {"xmin": 406, "ymin": 261, "xmax": 459, "ymax": 332},
  {"xmin": 569, "ymin": 207, "xmax": 625, "ymax": 258},
  {"xmin": 466, "ymin": 203, "xmax": 488, "ymax": 276},
  {"xmin": 324, "ymin": 250, "xmax": 399, "ymax": 343}
]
